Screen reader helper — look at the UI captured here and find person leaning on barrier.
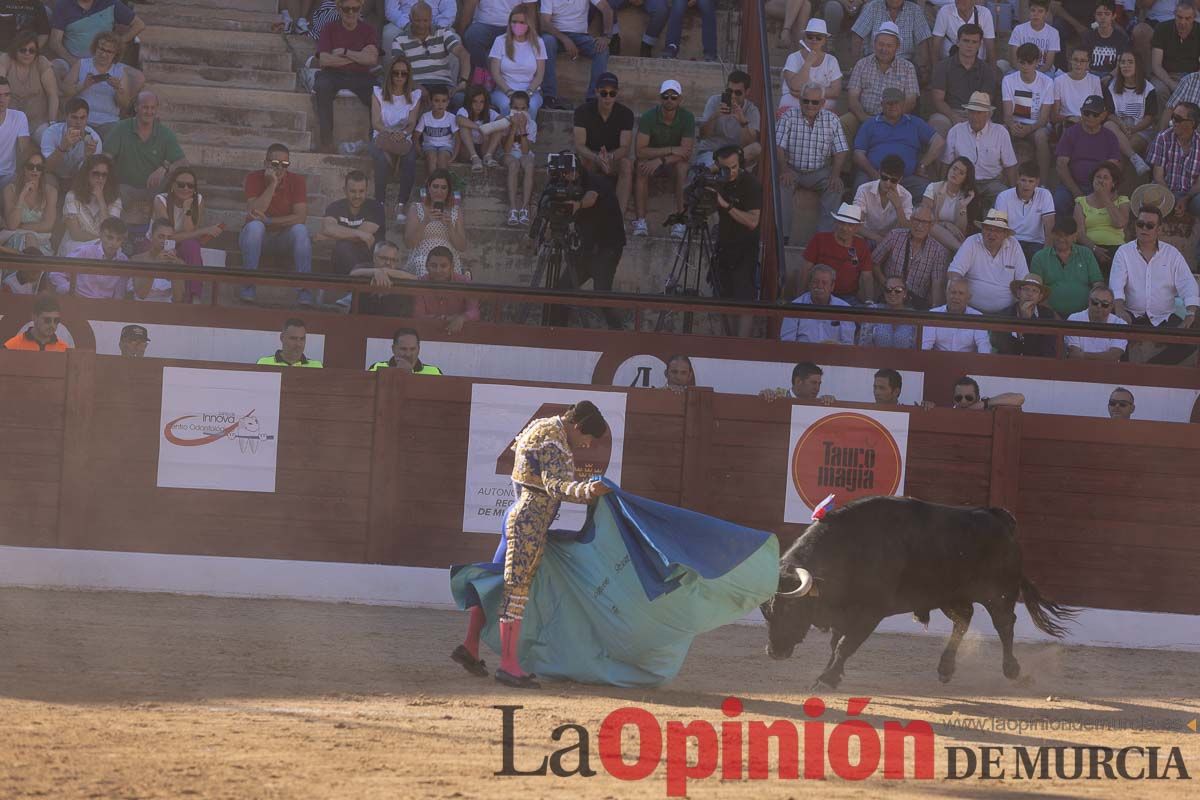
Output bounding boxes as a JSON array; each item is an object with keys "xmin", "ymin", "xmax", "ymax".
[
  {"xmin": 759, "ymin": 361, "xmax": 837, "ymax": 405},
  {"xmin": 3, "ymin": 292, "xmax": 68, "ymax": 351},
  {"xmin": 349, "ymin": 239, "xmax": 415, "ymax": 316},
  {"xmin": 369, "ymin": 326, "xmax": 443, "ymax": 373},
  {"xmin": 992, "ymin": 273, "xmax": 1060, "ymax": 358},
  {"xmin": 950, "ymin": 375, "xmax": 1024, "ymax": 410},
  {"xmin": 872, "ymin": 367, "xmax": 902, "ymax": 405},
  {"xmin": 1108, "ymin": 387, "xmax": 1136, "ymax": 418},
  {"xmin": 662, "ymin": 353, "xmax": 695, "ymax": 393},
  {"xmin": 257, "ymin": 318, "xmax": 323, "ymax": 368},
  {"xmin": 779, "ymin": 263, "xmax": 856, "ymax": 344},
  {"xmin": 1065, "ymin": 284, "xmax": 1129, "ymax": 361}
]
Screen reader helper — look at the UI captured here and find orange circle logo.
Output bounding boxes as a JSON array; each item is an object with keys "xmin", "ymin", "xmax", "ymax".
[{"xmin": 791, "ymin": 413, "xmax": 902, "ymax": 509}]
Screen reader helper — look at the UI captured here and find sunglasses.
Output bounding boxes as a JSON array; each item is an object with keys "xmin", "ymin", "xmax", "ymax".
[
  {"xmin": 800, "ymin": 98, "xmax": 823, "ymax": 106},
  {"xmin": 1109, "ymin": 399, "xmax": 1132, "ymax": 408},
  {"xmin": 1090, "ymin": 298, "xmax": 1112, "ymax": 308},
  {"xmin": 269, "ymin": 160, "xmax": 290, "ymax": 168},
  {"xmin": 1135, "ymin": 220, "xmax": 1157, "ymax": 229},
  {"xmin": 17, "ymin": 46, "xmax": 36, "ymax": 55},
  {"xmin": 175, "ymin": 180, "xmax": 195, "ymax": 189},
  {"xmin": 25, "ymin": 163, "xmax": 43, "ymax": 171},
  {"xmin": 879, "ymin": 174, "xmax": 900, "ymax": 184},
  {"xmin": 598, "ymin": 89, "xmax": 618, "ymax": 97},
  {"xmin": 661, "ymin": 92, "xmax": 680, "ymax": 100},
  {"xmin": 954, "ymin": 395, "xmax": 977, "ymax": 404},
  {"xmin": 1173, "ymin": 114, "xmax": 1194, "ymax": 125}
]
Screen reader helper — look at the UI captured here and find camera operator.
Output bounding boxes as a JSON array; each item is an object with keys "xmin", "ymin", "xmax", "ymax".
[
  {"xmin": 710, "ymin": 143, "xmax": 762, "ymax": 337},
  {"xmin": 533, "ymin": 150, "xmax": 626, "ymax": 329}
]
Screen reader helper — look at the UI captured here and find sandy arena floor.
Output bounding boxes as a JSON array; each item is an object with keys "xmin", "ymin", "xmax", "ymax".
[{"xmin": 0, "ymin": 587, "xmax": 1197, "ymax": 799}]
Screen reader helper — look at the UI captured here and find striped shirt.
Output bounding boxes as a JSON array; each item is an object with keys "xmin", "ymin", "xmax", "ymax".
[
  {"xmin": 775, "ymin": 107, "xmax": 848, "ymax": 173},
  {"xmin": 847, "ymin": 54, "xmax": 920, "ymax": 116},
  {"xmin": 391, "ymin": 27, "xmax": 462, "ymax": 86}
]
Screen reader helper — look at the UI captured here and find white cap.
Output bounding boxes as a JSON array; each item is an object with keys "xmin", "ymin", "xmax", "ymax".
[
  {"xmin": 876, "ymin": 21, "xmax": 901, "ymax": 41},
  {"xmin": 804, "ymin": 19, "xmax": 828, "ymax": 36},
  {"xmin": 659, "ymin": 79, "xmax": 683, "ymax": 95}
]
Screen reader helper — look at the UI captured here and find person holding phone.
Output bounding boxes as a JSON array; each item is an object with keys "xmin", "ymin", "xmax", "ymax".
[
  {"xmin": 694, "ymin": 70, "xmax": 761, "ymax": 168},
  {"xmin": 404, "ymin": 167, "xmax": 467, "ymax": 275},
  {"xmin": 62, "ymin": 31, "xmax": 129, "ymax": 136}
]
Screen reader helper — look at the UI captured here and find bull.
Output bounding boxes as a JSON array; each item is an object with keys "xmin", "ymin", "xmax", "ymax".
[{"xmin": 761, "ymin": 496, "xmax": 1077, "ymax": 689}]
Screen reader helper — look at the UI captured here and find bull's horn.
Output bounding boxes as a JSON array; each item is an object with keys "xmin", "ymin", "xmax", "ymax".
[{"xmin": 778, "ymin": 567, "xmax": 814, "ymax": 598}]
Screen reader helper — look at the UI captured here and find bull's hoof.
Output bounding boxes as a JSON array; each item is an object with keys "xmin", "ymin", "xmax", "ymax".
[
  {"xmin": 813, "ymin": 671, "xmax": 842, "ymax": 690},
  {"xmin": 938, "ymin": 670, "xmax": 953, "ymax": 684},
  {"xmin": 765, "ymin": 645, "xmax": 793, "ymax": 661},
  {"xmin": 1003, "ymin": 658, "xmax": 1021, "ymax": 680}
]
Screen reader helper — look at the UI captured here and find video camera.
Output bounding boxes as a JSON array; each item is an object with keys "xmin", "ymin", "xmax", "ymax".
[
  {"xmin": 535, "ymin": 152, "xmax": 585, "ymax": 237},
  {"xmin": 666, "ymin": 164, "xmax": 734, "ymax": 227}
]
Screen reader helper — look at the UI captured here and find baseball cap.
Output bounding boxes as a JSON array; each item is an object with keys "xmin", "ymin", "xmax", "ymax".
[
  {"xmin": 876, "ymin": 21, "xmax": 901, "ymax": 41},
  {"xmin": 597, "ymin": 72, "xmax": 619, "ymax": 89},
  {"xmin": 1081, "ymin": 95, "xmax": 1106, "ymax": 113},
  {"xmin": 881, "ymin": 87, "xmax": 904, "ymax": 104},
  {"xmin": 659, "ymin": 79, "xmax": 682, "ymax": 96},
  {"xmin": 120, "ymin": 324, "xmax": 150, "ymax": 342}
]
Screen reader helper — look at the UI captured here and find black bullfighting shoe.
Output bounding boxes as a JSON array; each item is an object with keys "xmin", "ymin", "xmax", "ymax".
[
  {"xmin": 451, "ymin": 644, "xmax": 489, "ymax": 677},
  {"xmin": 494, "ymin": 669, "xmax": 541, "ymax": 689}
]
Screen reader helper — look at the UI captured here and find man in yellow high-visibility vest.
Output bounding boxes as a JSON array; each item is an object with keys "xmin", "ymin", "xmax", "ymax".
[
  {"xmin": 368, "ymin": 327, "xmax": 443, "ymax": 374},
  {"xmin": 257, "ymin": 318, "xmax": 323, "ymax": 367}
]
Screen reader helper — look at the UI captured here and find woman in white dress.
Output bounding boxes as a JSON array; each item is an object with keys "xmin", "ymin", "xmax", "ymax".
[
  {"xmin": 779, "ymin": 19, "xmax": 841, "ymax": 114},
  {"xmin": 58, "ymin": 153, "xmax": 122, "ymax": 256},
  {"xmin": 404, "ymin": 169, "xmax": 467, "ymax": 276},
  {"xmin": 369, "ymin": 55, "xmax": 423, "ymax": 223}
]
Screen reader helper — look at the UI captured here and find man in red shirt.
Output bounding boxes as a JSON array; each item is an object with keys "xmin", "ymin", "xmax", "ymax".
[
  {"xmin": 793, "ymin": 202, "xmax": 875, "ymax": 303},
  {"xmin": 238, "ymin": 143, "xmax": 313, "ymax": 306},
  {"xmin": 314, "ymin": 0, "xmax": 379, "ymax": 153},
  {"xmin": 415, "ymin": 246, "xmax": 480, "ymax": 334},
  {"xmin": 3, "ymin": 294, "xmax": 70, "ymax": 352}
]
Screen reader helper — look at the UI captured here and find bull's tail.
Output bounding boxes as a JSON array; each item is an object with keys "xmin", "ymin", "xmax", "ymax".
[{"xmin": 1020, "ymin": 576, "xmax": 1079, "ymax": 638}]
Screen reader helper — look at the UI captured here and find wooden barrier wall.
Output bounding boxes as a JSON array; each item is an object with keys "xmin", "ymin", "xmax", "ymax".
[{"xmin": 1, "ymin": 350, "xmax": 1198, "ymax": 615}]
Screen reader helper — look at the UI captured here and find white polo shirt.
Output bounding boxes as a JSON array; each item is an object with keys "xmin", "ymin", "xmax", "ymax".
[
  {"xmin": 948, "ymin": 233, "xmax": 1030, "ymax": 313},
  {"xmin": 1065, "ymin": 310, "xmax": 1128, "ymax": 354},
  {"xmin": 1109, "ymin": 240, "xmax": 1200, "ymax": 324},
  {"xmin": 993, "ymin": 186, "xmax": 1055, "ymax": 244},
  {"xmin": 943, "ymin": 121, "xmax": 1017, "ymax": 182},
  {"xmin": 780, "ymin": 293, "xmax": 857, "ymax": 344},
  {"xmin": 921, "ymin": 305, "xmax": 992, "ymax": 352},
  {"xmin": 853, "ymin": 180, "xmax": 914, "ymax": 242}
]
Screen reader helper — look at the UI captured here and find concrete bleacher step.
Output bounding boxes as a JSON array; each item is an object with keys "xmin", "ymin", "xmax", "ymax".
[
  {"xmin": 137, "ymin": 2, "xmax": 281, "ymax": 34},
  {"xmin": 179, "ymin": 143, "xmax": 368, "ymax": 194},
  {"xmin": 139, "ymin": 28, "xmax": 292, "ymax": 71},
  {"xmin": 143, "ymin": 61, "xmax": 298, "ymax": 91},
  {"xmin": 169, "ymin": 120, "xmax": 313, "ymax": 151},
  {"xmin": 149, "ymin": 0, "xmax": 279, "ymax": 13}
]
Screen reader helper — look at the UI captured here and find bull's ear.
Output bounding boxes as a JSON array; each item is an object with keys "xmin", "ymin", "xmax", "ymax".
[{"xmin": 808, "ymin": 584, "xmax": 820, "ymax": 597}]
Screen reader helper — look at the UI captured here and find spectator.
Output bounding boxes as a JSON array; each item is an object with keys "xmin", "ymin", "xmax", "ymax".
[
  {"xmin": 462, "ymin": 0, "xmax": 526, "ymax": 73},
  {"xmin": 921, "ymin": 154, "xmax": 977, "ymax": 250},
  {"xmin": 49, "ymin": 0, "xmax": 143, "ymax": 67},
  {"xmin": 662, "ymin": 0, "xmax": 715, "ymax": 61},
  {"xmin": 820, "ymin": 0, "xmax": 863, "ymax": 41},
  {"xmin": 632, "ymin": 79, "xmax": 694, "ymax": 239},
  {"xmin": 777, "ymin": 85, "xmax": 848, "ymax": 244},
  {"xmin": 1150, "ymin": 1, "xmax": 1199, "ymax": 96},
  {"xmin": 1109, "ymin": 52, "xmax": 1157, "ymax": 166},
  {"xmin": 696, "ymin": 70, "xmax": 760, "ymax": 168},
  {"xmin": 993, "ymin": 273, "xmax": 1059, "ymax": 357},
  {"xmin": 933, "ymin": 0, "xmax": 997, "ymax": 68},
  {"xmin": 322, "ymin": 169, "xmax": 384, "ymax": 301},
  {"xmin": 606, "ymin": 0, "xmax": 668, "ymax": 58},
  {"xmin": 662, "ymin": 353, "xmax": 695, "ymax": 392},
  {"xmin": 0, "ymin": 2, "xmax": 49, "ymax": 54},
  {"xmin": 1110, "ymin": 204, "xmax": 1199, "ymax": 364},
  {"xmin": 759, "ymin": 361, "xmax": 836, "ymax": 403},
  {"xmin": 47, "ymin": 214, "xmax": 128, "ymax": 298},
  {"xmin": 843, "ymin": 23, "xmax": 920, "ymax": 144},
  {"xmin": 301, "ymin": 1, "xmax": 340, "ymax": 39},
  {"xmin": 922, "ymin": 276, "xmax": 992, "ymax": 352},
  {"xmin": 458, "ymin": 84, "xmax": 504, "ymax": 171},
  {"xmin": 943, "ymin": 91, "xmax": 1017, "ymax": 210},
  {"xmin": 1084, "ymin": 1, "xmax": 1129, "ymax": 78},
  {"xmin": 103, "ymin": 90, "xmax": 186, "ymax": 226},
  {"xmin": 766, "ymin": 0, "xmax": 810, "ymax": 50},
  {"xmin": 382, "ymin": 0, "xmax": 456, "ymax": 48},
  {"xmin": 153, "ymin": 166, "xmax": 217, "ymax": 278},
  {"xmin": 117, "ymin": 323, "xmax": 148, "ymax": 357},
  {"xmin": 1148, "ymin": 100, "xmax": 1200, "ymax": 216},
  {"xmin": 390, "ymin": 2, "xmax": 469, "ymax": 99},
  {"xmin": 1107, "ymin": 386, "xmax": 1135, "ymax": 418},
  {"xmin": 872, "ymin": 367, "xmax": 902, "ymax": 404},
  {"xmin": 42, "ymin": 95, "xmax": 97, "ymax": 186},
  {"xmin": 931, "ymin": 24, "xmax": 1001, "ymax": 140},
  {"xmin": 949, "ymin": 208, "xmax": 1029, "ymax": 313},
  {"xmin": 871, "ymin": 205, "xmax": 949, "ymax": 309},
  {"xmin": 488, "ymin": 6, "xmax": 547, "ymax": 117},
  {"xmin": 239, "ymin": 143, "xmax": 313, "ymax": 306},
  {"xmin": 994, "ymin": 162, "xmax": 1055, "ymax": 264},
  {"xmin": 780, "ymin": 19, "xmax": 842, "ymax": 114},
  {"xmin": 1052, "ymin": 47, "xmax": 1105, "ymax": 124},
  {"xmin": 795, "ymin": 202, "xmax": 874, "ymax": 303},
  {"xmin": 350, "ymin": 239, "xmax": 415, "ymax": 316},
  {"xmin": 0, "ymin": 31, "xmax": 56, "ymax": 133},
  {"xmin": 1053, "ymin": 95, "xmax": 1122, "ymax": 216},
  {"xmin": 1066, "ymin": 284, "xmax": 1128, "ymax": 360},
  {"xmin": 850, "ymin": 0, "xmax": 933, "ymax": 70},
  {"xmin": 1031, "ymin": 216, "xmax": 1104, "ymax": 315},
  {"xmin": 371, "ymin": 55, "xmax": 422, "ymax": 224},
  {"xmin": 406, "ymin": 168, "xmax": 466, "ymax": 274},
  {"xmin": 1161, "ymin": 66, "xmax": 1200, "ymax": 130},
  {"xmin": 1001, "ymin": 43, "xmax": 1054, "ymax": 180},
  {"xmin": 129, "ymin": 217, "xmax": 182, "ymax": 303},
  {"xmin": 539, "ymin": 0, "xmax": 611, "ymax": 108},
  {"xmin": 858, "ymin": 275, "xmax": 918, "ymax": 348},
  {"xmin": 3, "ymin": 292, "xmax": 68, "ymax": 351},
  {"xmin": 1073, "ymin": 162, "xmax": 1130, "ymax": 273},
  {"xmin": 572, "ymin": 71, "xmax": 633, "ymax": 214},
  {"xmin": 0, "ymin": 150, "xmax": 54, "ymax": 254},
  {"xmin": 61, "ymin": 31, "xmax": 131, "ymax": 136},
  {"xmin": 57, "ymin": 151, "xmax": 118, "ymax": 256},
  {"xmin": 553, "ymin": 149, "xmax": 627, "ymax": 330},
  {"xmin": 852, "ymin": 86, "xmax": 943, "ymax": 197},
  {"xmin": 502, "ymin": 90, "xmax": 536, "ymax": 226},
  {"xmin": 417, "ymin": 84, "xmax": 458, "ymax": 171},
  {"xmin": 853, "ymin": 153, "xmax": 913, "ymax": 245},
  {"xmin": 780, "ymin": 263, "xmax": 857, "ymax": 344},
  {"xmin": 368, "ymin": 326, "xmax": 443, "ymax": 373},
  {"xmin": 415, "ymin": 245, "xmax": 481, "ymax": 334},
  {"xmin": 1008, "ymin": 0, "xmax": 1058, "ymax": 74},
  {"xmin": 257, "ymin": 318, "xmax": 324, "ymax": 368},
  {"xmin": 950, "ymin": 375, "xmax": 1024, "ymax": 409},
  {"xmin": 313, "ymin": 0, "xmax": 379, "ymax": 154},
  {"xmin": 0, "ymin": 75, "xmax": 27, "ymax": 189}
]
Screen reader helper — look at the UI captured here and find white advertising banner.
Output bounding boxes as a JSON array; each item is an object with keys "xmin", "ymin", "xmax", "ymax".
[
  {"xmin": 157, "ymin": 368, "xmax": 282, "ymax": 493},
  {"xmin": 463, "ymin": 384, "xmax": 626, "ymax": 534},
  {"xmin": 784, "ymin": 406, "xmax": 910, "ymax": 523}
]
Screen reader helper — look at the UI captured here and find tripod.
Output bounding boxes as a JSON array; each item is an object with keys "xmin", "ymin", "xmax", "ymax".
[
  {"xmin": 655, "ymin": 208, "xmax": 717, "ymax": 333},
  {"xmin": 526, "ymin": 223, "xmax": 575, "ymax": 327}
]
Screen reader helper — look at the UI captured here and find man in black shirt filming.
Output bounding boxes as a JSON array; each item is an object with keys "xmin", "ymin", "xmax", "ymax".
[
  {"xmin": 530, "ymin": 150, "xmax": 626, "ymax": 329},
  {"xmin": 708, "ymin": 143, "xmax": 762, "ymax": 336}
]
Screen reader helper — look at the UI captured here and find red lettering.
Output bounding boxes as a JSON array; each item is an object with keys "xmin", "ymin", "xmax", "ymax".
[
  {"xmin": 721, "ymin": 697, "xmax": 743, "ymax": 780},
  {"xmin": 803, "ymin": 696, "xmax": 826, "ymax": 779},
  {"xmin": 665, "ymin": 720, "xmax": 718, "ymax": 797},
  {"xmin": 598, "ymin": 707, "xmax": 661, "ymax": 781},
  {"xmin": 828, "ymin": 720, "xmax": 881, "ymax": 780},
  {"xmin": 748, "ymin": 720, "xmax": 799, "ymax": 779},
  {"xmin": 883, "ymin": 720, "xmax": 935, "ymax": 779}
]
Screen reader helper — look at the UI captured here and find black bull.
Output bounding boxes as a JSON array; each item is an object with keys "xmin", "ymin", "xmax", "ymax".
[{"xmin": 760, "ymin": 496, "xmax": 1078, "ymax": 689}]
